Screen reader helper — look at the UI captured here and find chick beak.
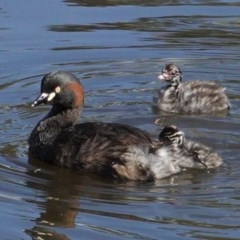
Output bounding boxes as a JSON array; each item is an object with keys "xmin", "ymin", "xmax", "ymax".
[{"xmin": 158, "ymin": 73, "xmax": 170, "ymax": 81}]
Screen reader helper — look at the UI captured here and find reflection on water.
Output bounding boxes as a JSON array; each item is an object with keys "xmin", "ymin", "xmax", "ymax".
[
  {"xmin": 0, "ymin": 0, "xmax": 240, "ymax": 239},
  {"xmin": 22, "ymin": 165, "xmax": 230, "ymax": 240}
]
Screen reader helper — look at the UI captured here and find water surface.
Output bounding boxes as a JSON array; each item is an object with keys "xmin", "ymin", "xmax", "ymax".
[{"xmin": 0, "ymin": 0, "xmax": 240, "ymax": 239}]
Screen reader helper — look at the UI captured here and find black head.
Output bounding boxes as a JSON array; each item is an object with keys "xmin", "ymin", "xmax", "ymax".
[
  {"xmin": 158, "ymin": 63, "xmax": 182, "ymax": 86},
  {"xmin": 159, "ymin": 125, "xmax": 185, "ymax": 146},
  {"xmin": 32, "ymin": 71, "xmax": 84, "ymax": 109}
]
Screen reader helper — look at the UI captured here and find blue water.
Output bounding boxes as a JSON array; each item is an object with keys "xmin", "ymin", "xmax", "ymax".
[{"xmin": 0, "ymin": 0, "xmax": 240, "ymax": 239}]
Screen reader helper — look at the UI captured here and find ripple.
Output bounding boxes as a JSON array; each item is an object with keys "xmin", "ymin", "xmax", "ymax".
[{"xmin": 1, "ymin": 1, "xmax": 240, "ymax": 240}]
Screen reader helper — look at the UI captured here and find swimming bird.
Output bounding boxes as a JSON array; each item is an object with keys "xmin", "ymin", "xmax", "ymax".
[
  {"xmin": 28, "ymin": 71, "xmax": 222, "ymax": 181},
  {"xmin": 114, "ymin": 125, "xmax": 223, "ymax": 180},
  {"xmin": 153, "ymin": 63, "xmax": 230, "ymax": 114},
  {"xmin": 158, "ymin": 125, "xmax": 223, "ymax": 170}
]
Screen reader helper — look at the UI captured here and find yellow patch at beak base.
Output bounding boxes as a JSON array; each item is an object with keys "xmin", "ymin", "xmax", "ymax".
[{"xmin": 47, "ymin": 92, "xmax": 56, "ymax": 102}]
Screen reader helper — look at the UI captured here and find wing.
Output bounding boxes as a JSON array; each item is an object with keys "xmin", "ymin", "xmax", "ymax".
[{"xmin": 52, "ymin": 122, "xmax": 156, "ymax": 176}]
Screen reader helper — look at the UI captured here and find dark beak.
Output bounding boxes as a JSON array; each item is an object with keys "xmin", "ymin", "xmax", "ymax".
[{"xmin": 31, "ymin": 92, "xmax": 49, "ymax": 107}]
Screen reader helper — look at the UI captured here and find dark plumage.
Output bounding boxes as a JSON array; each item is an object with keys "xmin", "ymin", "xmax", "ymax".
[
  {"xmin": 28, "ymin": 71, "xmax": 222, "ymax": 181},
  {"xmin": 153, "ymin": 63, "xmax": 230, "ymax": 114}
]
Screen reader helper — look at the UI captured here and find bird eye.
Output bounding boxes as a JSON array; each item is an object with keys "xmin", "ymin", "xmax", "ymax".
[
  {"xmin": 55, "ymin": 86, "xmax": 61, "ymax": 93},
  {"xmin": 171, "ymin": 71, "xmax": 179, "ymax": 76}
]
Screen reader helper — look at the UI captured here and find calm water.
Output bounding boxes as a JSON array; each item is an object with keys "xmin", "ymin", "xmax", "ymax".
[{"xmin": 1, "ymin": 0, "xmax": 240, "ymax": 239}]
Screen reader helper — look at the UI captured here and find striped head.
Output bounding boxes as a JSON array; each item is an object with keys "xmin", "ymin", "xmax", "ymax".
[
  {"xmin": 158, "ymin": 125, "xmax": 185, "ymax": 146},
  {"xmin": 158, "ymin": 63, "xmax": 182, "ymax": 87}
]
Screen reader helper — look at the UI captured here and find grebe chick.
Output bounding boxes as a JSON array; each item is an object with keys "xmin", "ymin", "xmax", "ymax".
[
  {"xmin": 112, "ymin": 125, "xmax": 223, "ymax": 181},
  {"xmin": 158, "ymin": 125, "xmax": 223, "ymax": 169},
  {"xmin": 153, "ymin": 63, "xmax": 230, "ymax": 114}
]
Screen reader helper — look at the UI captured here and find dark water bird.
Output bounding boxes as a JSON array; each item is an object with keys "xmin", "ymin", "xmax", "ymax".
[
  {"xmin": 28, "ymin": 71, "xmax": 222, "ymax": 181},
  {"xmin": 153, "ymin": 63, "xmax": 230, "ymax": 114}
]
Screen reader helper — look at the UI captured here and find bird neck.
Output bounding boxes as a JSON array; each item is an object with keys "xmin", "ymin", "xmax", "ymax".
[
  {"xmin": 41, "ymin": 105, "xmax": 81, "ymax": 131},
  {"xmin": 170, "ymin": 76, "xmax": 181, "ymax": 88},
  {"xmin": 28, "ymin": 106, "xmax": 82, "ymax": 160}
]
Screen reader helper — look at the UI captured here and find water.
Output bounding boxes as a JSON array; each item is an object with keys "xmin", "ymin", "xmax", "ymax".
[{"xmin": 0, "ymin": 0, "xmax": 240, "ymax": 239}]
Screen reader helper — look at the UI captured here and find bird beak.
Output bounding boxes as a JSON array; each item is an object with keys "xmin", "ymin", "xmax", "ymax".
[
  {"xmin": 158, "ymin": 73, "xmax": 169, "ymax": 81},
  {"xmin": 31, "ymin": 92, "xmax": 50, "ymax": 107},
  {"xmin": 31, "ymin": 90, "xmax": 57, "ymax": 107}
]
